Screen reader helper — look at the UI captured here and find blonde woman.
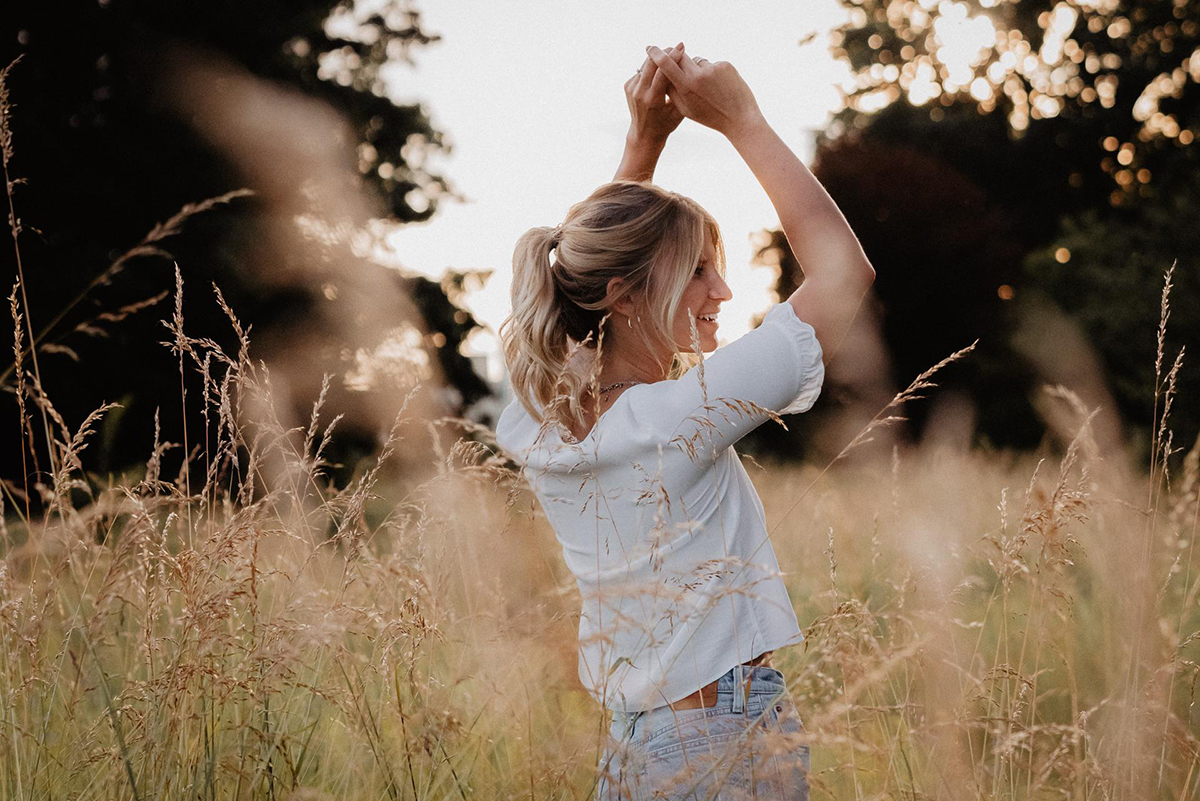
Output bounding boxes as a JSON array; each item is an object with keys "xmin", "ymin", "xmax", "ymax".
[{"xmin": 495, "ymin": 41, "xmax": 875, "ymax": 800}]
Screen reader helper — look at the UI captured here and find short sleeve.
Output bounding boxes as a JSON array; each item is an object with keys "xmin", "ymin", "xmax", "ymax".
[
  {"xmin": 638, "ymin": 301, "xmax": 825, "ymax": 472},
  {"xmin": 767, "ymin": 302, "xmax": 826, "ymax": 415}
]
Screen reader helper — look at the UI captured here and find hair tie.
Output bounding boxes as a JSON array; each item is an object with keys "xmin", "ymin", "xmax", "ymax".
[{"xmin": 547, "ymin": 224, "xmax": 564, "ymax": 256}]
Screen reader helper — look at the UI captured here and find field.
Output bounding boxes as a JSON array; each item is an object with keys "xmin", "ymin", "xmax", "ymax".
[{"xmin": 2, "ymin": 262, "xmax": 1198, "ymax": 801}]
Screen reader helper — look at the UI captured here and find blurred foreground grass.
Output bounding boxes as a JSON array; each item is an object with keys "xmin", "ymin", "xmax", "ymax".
[{"xmin": 2, "ymin": 281, "xmax": 1198, "ymax": 800}]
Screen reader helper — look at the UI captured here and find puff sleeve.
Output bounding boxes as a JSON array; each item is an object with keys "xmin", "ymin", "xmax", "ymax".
[{"xmin": 640, "ymin": 301, "xmax": 825, "ymax": 472}]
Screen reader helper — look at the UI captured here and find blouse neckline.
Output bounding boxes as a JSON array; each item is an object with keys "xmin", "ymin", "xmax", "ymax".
[{"xmin": 552, "ymin": 381, "xmax": 650, "ymax": 444}]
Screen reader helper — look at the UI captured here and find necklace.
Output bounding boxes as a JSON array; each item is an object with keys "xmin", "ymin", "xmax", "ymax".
[{"xmin": 599, "ymin": 379, "xmax": 645, "ymax": 395}]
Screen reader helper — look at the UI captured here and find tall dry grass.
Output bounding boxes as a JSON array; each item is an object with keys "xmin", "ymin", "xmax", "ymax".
[{"xmin": 3, "ymin": 57, "xmax": 1199, "ymax": 801}]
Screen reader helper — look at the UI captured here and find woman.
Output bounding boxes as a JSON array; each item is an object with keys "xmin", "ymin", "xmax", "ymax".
[{"xmin": 495, "ymin": 42, "xmax": 875, "ymax": 800}]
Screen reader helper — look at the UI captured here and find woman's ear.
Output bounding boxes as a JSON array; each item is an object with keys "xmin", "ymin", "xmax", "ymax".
[{"xmin": 605, "ymin": 276, "xmax": 635, "ymax": 318}]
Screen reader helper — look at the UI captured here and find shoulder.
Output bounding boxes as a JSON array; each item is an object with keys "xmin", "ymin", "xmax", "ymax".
[{"xmin": 761, "ymin": 300, "xmax": 821, "ymax": 344}]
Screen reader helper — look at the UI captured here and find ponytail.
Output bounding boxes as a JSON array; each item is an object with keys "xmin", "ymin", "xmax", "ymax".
[{"xmin": 500, "ymin": 226, "xmax": 601, "ymax": 430}]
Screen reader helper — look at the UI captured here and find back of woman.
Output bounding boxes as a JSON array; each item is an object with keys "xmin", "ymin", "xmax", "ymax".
[{"xmin": 496, "ymin": 41, "xmax": 875, "ymax": 801}]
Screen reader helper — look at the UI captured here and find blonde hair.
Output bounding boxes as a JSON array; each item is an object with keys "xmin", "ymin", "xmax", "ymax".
[{"xmin": 499, "ymin": 180, "xmax": 726, "ymax": 433}]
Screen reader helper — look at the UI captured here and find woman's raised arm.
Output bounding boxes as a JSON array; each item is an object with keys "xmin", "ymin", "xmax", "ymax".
[
  {"xmin": 726, "ymin": 117, "xmax": 874, "ymax": 364},
  {"xmin": 646, "ymin": 46, "xmax": 875, "ymax": 363},
  {"xmin": 614, "ymin": 44, "xmax": 687, "ymax": 183}
]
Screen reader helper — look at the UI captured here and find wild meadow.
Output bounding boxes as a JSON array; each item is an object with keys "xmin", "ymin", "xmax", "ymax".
[
  {"xmin": 2, "ymin": 247, "xmax": 1197, "ymax": 800},
  {"xmin": 2, "ymin": 61, "xmax": 1199, "ymax": 801}
]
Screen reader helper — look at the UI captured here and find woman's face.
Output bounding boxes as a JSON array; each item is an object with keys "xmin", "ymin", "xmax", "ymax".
[{"xmin": 672, "ymin": 235, "xmax": 732, "ymax": 353}]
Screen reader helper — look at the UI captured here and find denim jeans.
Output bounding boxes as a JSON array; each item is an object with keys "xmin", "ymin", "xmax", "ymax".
[{"xmin": 595, "ymin": 664, "xmax": 811, "ymax": 800}]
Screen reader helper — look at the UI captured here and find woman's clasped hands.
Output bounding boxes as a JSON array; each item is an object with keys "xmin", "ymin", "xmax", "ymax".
[
  {"xmin": 641, "ymin": 43, "xmax": 764, "ymax": 140},
  {"xmin": 623, "ymin": 42, "xmax": 688, "ymax": 146}
]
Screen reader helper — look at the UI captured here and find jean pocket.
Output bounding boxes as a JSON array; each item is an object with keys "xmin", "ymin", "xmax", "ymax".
[
  {"xmin": 640, "ymin": 708, "xmax": 811, "ymax": 801},
  {"xmin": 639, "ymin": 714, "xmax": 760, "ymax": 800},
  {"xmin": 642, "ymin": 708, "xmax": 751, "ymax": 760},
  {"xmin": 639, "ymin": 705, "xmax": 719, "ymax": 746}
]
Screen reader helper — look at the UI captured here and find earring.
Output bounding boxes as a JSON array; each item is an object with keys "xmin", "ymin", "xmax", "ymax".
[{"xmin": 627, "ymin": 316, "xmax": 633, "ymax": 329}]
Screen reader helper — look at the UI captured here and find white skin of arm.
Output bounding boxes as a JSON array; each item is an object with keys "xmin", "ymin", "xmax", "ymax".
[{"xmin": 647, "ymin": 45, "xmax": 876, "ymax": 364}]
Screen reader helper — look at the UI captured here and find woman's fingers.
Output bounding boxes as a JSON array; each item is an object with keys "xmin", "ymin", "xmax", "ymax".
[
  {"xmin": 646, "ymin": 44, "xmax": 690, "ymax": 88},
  {"xmin": 650, "ymin": 44, "xmax": 702, "ymax": 89},
  {"xmin": 648, "ymin": 44, "xmax": 684, "ymax": 97},
  {"xmin": 636, "ymin": 44, "xmax": 683, "ymax": 87},
  {"xmin": 636, "ymin": 50, "xmax": 659, "ymax": 86}
]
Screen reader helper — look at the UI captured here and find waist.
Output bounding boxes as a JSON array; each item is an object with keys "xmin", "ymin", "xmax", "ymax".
[{"xmin": 668, "ymin": 651, "xmax": 773, "ymax": 711}]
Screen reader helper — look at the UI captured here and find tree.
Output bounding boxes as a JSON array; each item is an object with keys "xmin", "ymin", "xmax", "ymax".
[
  {"xmin": 0, "ymin": 0, "xmax": 489, "ymax": 494},
  {"xmin": 1022, "ymin": 182, "xmax": 1198, "ymax": 452},
  {"xmin": 830, "ymin": 0, "xmax": 1200, "ymax": 210},
  {"xmin": 777, "ymin": 0, "xmax": 1200, "ymax": 452},
  {"xmin": 743, "ymin": 133, "xmax": 1043, "ymax": 458}
]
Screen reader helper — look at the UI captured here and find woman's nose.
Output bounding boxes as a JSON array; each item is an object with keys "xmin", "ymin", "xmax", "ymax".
[{"xmin": 711, "ymin": 274, "xmax": 732, "ymax": 300}]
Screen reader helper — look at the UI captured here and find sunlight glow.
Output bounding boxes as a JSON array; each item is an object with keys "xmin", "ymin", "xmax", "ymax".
[
  {"xmin": 907, "ymin": 58, "xmax": 941, "ymax": 105},
  {"xmin": 1131, "ymin": 49, "xmax": 1197, "ymax": 137},
  {"xmin": 846, "ymin": 0, "xmax": 1189, "ymax": 144},
  {"xmin": 969, "ymin": 76, "xmax": 993, "ymax": 101},
  {"xmin": 344, "ymin": 323, "xmax": 432, "ymax": 392},
  {"xmin": 932, "ymin": 2, "xmax": 997, "ymax": 87},
  {"xmin": 1039, "ymin": 3, "xmax": 1079, "ymax": 66}
]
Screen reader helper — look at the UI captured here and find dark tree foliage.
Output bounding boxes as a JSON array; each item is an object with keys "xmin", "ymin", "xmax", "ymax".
[
  {"xmin": 1023, "ymin": 183, "xmax": 1199, "ymax": 453},
  {"xmin": 792, "ymin": 0, "xmax": 1200, "ymax": 454},
  {"xmin": 743, "ymin": 132, "xmax": 1043, "ymax": 460},
  {"xmin": 0, "ymin": 0, "xmax": 490, "ymax": 493}
]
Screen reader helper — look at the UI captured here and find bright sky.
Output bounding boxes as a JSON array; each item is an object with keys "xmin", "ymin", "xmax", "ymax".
[{"xmin": 378, "ymin": 1, "xmax": 857, "ymax": 383}]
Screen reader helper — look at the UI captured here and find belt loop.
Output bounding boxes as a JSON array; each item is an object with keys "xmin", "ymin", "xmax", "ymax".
[
  {"xmin": 620, "ymin": 709, "xmax": 645, "ymax": 742},
  {"xmin": 732, "ymin": 664, "xmax": 744, "ymax": 714}
]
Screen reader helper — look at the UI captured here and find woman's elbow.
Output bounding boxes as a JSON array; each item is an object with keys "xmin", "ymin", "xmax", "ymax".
[{"xmin": 841, "ymin": 261, "xmax": 875, "ymax": 295}]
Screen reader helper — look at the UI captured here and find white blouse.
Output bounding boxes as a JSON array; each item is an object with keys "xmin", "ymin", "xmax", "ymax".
[{"xmin": 495, "ymin": 300, "xmax": 826, "ymax": 714}]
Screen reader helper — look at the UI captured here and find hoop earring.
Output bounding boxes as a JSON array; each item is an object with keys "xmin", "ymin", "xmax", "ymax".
[{"xmin": 627, "ymin": 317, "xmax": 633, "ymax": 330}]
